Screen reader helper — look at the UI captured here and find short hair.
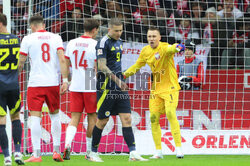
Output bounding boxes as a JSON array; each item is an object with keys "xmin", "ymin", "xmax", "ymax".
[
  {"xmin": 0, "ymin": 13, "xmax": 7, "ymax": 26},
  {"xmin": 147, "ymin": 26, "xmax": 160, "ymax": 34},
  {"xmin": 29, "ymin": 15, "xmax": 44, "ymax": 25},
  {"xmin": 84, "ymin": 19, "xmax": 100, "ymax": 32},
  {"xmin": 74, "ymin": 7, "xmax": 82, "ymax": 12},
  {"xmin": 108, "ymin": 18, "xmax": 123, "ymax": 28}
]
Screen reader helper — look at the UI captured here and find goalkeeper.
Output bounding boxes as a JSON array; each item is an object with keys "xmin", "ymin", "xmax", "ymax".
[
  {"xmin": 124, "ymin": 26, "xmax": 185, "ymax": 159},
  {"xmin": 176, "ymin": 40, "xmax": 204, "ymax": 90}
]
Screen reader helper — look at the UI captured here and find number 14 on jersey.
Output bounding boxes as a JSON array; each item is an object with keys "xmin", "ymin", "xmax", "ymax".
[{"xmin": 73, "ymin": 50, "xmax": 88, "ymax": 70}]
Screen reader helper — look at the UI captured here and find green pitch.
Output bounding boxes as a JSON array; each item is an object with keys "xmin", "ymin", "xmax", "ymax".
[{"xmin": 1, "ymin": 155, "xmax": 250, "ymax": 166}]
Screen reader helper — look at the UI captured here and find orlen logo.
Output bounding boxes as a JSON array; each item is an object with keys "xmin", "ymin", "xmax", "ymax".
[{"xmin": 161, "ymin": 132, "xmax": 186, "ymax": 152}]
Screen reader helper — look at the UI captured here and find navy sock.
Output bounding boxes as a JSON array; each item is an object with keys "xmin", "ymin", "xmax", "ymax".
[
  {"xmin": 91, "ymin": 126, "xmax": 103, "ymax": 152},
  {"xmin": 122, "ymin": 127, "xmax": 136, "ymax": 152},
  {"xmin": 0, "ymin": 125, "xmax": 10, "ymax": 157},
  {"xmin": 12, "ymin": 120, "xmax": 22, "ymax": 152}
]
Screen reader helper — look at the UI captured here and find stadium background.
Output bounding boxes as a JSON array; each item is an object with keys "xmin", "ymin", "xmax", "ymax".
[{"xmin": 1, "ymin": 0, "xmax": 250, "ymax": 155}]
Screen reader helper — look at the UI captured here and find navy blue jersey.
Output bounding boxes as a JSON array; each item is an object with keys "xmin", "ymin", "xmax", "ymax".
[
  {"xmin": 96, "ymin": 35, "xmax": 124, "ymax": 90},
  {"xmin": 0, "ymin": 33, "xmax": 20, "ymax": 91}
]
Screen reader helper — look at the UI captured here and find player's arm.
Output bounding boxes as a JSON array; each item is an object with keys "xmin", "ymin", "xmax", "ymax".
[
  {"xmin": 58, "ymin": 48, "xmax": 69, "ymax": 94},
  {"xmin": 18, "ymin": 36, "xmax": 28, "ymax": 72},
  {"xmin": 98, "ymin": 58, "xmax": 128, "ymax": 91},
  {"xmin": 123, "ymin": 49, "xmax": 146, "ymax": 78},
  {"xmin": 58, "ymin": 49, "xmax": 69, "ymax": 79},
  {"xmin": 18, "ymin": 54, "xmax": 27, "ymax": 72},
  {"xmin": 163, "ymin": 43, "xmax": 185, "ymax": 57}
]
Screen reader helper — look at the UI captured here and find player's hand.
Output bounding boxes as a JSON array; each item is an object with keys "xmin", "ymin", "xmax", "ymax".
[
  {"xmin": 60, "ymin": 82, "xmax": 68, "ymax": 94},
  {"xmin": 176, "ymin": 44, "xmax": 185, "ymax": 52},
  {"xmin": 117, "ymin": 80, "xmax": 129, "ymax": 91}
]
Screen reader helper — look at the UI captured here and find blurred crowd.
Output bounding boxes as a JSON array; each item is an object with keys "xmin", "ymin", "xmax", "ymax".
[{"xmin": 6, "ymin": 0, "xmax": 250, "ymax": 69}]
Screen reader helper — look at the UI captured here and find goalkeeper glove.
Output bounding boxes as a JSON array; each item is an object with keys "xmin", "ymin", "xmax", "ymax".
[{"xmin": 176, "ymin": 44, "xmax": 185, "ymax": 52}]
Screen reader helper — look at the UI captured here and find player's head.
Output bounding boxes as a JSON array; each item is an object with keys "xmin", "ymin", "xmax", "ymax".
[
  {"xmin": 29, "ymin": 15, "xmax": 45, "ymax": 32},
  {"xmin": 0, "ymin": 13, "xmax": 7, "ymax": 28},
  {"xmin": 147, "ymin": 26, "xmax": 161, "ymax": 49},
  {"xmin": 108, "ymin": 18, "xmax": 123, "ymax": 40},
  {"xmin": 184, "ymin": 40, "xmax": 196, "ymax": 58},
  {"xmin": 72, "ymin": 7, "xmax": 82, "ymax": 19},
  {"xmin": 83, "ymin": 19, "xmax": 100, "ymax": 38}
]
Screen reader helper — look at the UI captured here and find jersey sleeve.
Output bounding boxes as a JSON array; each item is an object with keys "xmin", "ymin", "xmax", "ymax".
[
  {"xmin": 162, "ymin": 43, "xmax": 178, "ymax": 58},
  {"xmin": 96, "ymin": 40, "xmax": 108, "ymax": 59},
  {"xmin": 19, "ymin": 36, "xmax": 29, "ymax": 56},
  {"xmin": 124, "ymin": 48, "xmax": 146, "ymax": 78}
]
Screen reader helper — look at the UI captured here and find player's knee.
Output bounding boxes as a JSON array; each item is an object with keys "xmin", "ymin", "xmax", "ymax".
[
  {"xmin": 0, "ymin": 115, "xmax": 6, "ymax": 125},
  {"xmin": 122, "ymin": 116, "xmax": 132, "ymax": 126},
  {"xmin": 11, "ymin": 112, "xmax": 20, "ymax": 121},
  {"xmin": 150, "ymin": 113, "xmax": 159, "ymax": 124},
  {"xmin": 96, "ymin": 118, "xmax": 109, "ymax": 129}
]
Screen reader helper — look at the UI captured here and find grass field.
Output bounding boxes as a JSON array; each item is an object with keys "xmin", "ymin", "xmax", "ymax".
[{"xmin": 1, "ymin": 155, "xmax": 250, "ymax": 166}]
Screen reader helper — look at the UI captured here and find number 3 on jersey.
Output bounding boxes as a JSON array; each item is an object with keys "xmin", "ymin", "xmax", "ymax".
[
  {"xmin": 41, "ymin": 43, "xmax": 50, "ymax": 62},
  {"xmin": 73, "ymin": 50, "xmax": 88, "ymax": 70}
]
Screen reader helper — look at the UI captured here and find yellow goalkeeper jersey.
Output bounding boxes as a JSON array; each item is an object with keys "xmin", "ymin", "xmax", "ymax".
[{"xmin": 124, "ymin": 42, "xmax": 181, "ymax": 94}]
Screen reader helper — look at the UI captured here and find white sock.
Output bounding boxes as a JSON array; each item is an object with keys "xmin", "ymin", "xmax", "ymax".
[
  {"xmin": 50, "ymin": 113, "xmax": 61, "ymax": 153},
  {"xmin": 86, "ymin": 137, "xmax": 92, "ymax": 152},
  {"xmin": 156, "ymin": 149, "xmax": 162, "ymax": 155},
  {"xmin": 65, "ymin": 125, "xmax": 77, "ymax": 148},
  {"xmin": 30, "ymin": 116, "xmax": 41, "ymax": 158}
]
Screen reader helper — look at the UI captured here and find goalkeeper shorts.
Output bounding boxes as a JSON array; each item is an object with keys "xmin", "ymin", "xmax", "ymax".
[{"xmin": 149, "ymin": 91, "xmax": 179, "ymax": 114}]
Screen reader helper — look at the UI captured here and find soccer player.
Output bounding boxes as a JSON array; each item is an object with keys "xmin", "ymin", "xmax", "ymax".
[
  {"xmin": 89, "ymin": 18, "xmax": 148, "ymax": 162},
  {"xmin": 63, "ymin": 19, "xmax": 99, "ymax": 160},
  {"xmin": 0, "ymin": 13, "xmax": 24, "ymax": 166},
  {"xmin": 18, "ymin": 15, "xmax": 68, "ymax": 162},
  {"xmin": 124, "ymin": 26, "xmax": 185, "ymax": 159}
]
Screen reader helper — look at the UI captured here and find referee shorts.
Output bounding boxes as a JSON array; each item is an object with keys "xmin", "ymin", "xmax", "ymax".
[
  {"xmin": 0, "ymin": 89, "xmax": 21, "ymax": 116},
  {"xmin": 96, "ymin": 90, "xmax": 131, "ymax": 119}
]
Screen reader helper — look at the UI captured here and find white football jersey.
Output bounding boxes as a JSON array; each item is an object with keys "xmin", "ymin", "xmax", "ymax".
[
  {"xmin": 20, "ymin": 30, "xmax": 64, "ymax": 87},
  {"xmin": 65, "ymin": 36, "xmax": 97, "ymax": 92}
]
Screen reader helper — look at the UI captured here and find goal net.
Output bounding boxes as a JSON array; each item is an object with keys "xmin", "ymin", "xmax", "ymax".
[{"xmin": 6, "ymin": 0, "xmax": 250, "ymax": 155}]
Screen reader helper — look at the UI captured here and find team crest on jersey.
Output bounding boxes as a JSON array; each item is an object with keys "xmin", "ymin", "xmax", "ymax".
[
  {"xmin": 111, "ymin": 46, "xmax": 116, "ymax": 51},
  {"xmin": 155, "ymin": 52, "xmax": 160, "ymax": 60},
  {"xmin": 97, "ymin": 49, "xmax": 103, "ymax": 55},
  {"xmin": 105, "ymin": 111, "xmax": 110, "ymax": 117}
]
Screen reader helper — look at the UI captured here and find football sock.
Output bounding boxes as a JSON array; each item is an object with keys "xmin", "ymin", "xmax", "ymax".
[
  {"xmin": 122, "ymin": 127, "xmax": 136, "ymax": 152},
  {"xmin": 166, "ymin": 107, "xmax": 181, "ymax": 147},
  {"xmin": 65, "ymin": 125, "xmax": 77, "ymax": 148},
  {"xmin": 150, "ymin": 112, "xmax": 162, "ymax": 150},
  {"xmin": 50, "ymin": 113, "xmax": 61, "ymax": 153},
  {"xmin": 86, "ymin": 136, "xmax": 92, "ymax": 152},
  {"xmin": 91, "ymin": 126, "xmax": 103, "ymax": 152},
  {"xmin": 0, "ymin": 125, "xmax": 10, "ymax": 157},
  {"xmin": 12, "ymin": 120, "xmax": 22, "ymax": 152},
  {"xmin": 30, "ymin": 116, "xmax": 41, "ymax": 157}
]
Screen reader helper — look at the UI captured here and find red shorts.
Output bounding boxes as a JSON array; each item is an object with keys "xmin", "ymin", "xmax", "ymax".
[
  {"xmin": 70, "ymin": 91, "xmax": 97, "ymax": 113},
  {"xmin": 27, "ymin": 86, "xmax": 60, "ymax": 112}
]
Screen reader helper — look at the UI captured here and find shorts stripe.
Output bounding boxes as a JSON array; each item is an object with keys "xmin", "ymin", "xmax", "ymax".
[
  {"xmin": 97, "ymin": 89, "xmax": 109, "ymax": 112},
  {"xmin": 97, "ymin": 77, "xmax": 109, "ymax": 112},
  {"xmin": 101, "ymin": 77, "xmax": 109, "ymax": 90},
  {"xmin": 10, "ymin": 94, "xmax": 21, "ymax": 115},
  {"xmin": 0, "ymin": 106, "xmax": 6, "ymax": 116}
]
